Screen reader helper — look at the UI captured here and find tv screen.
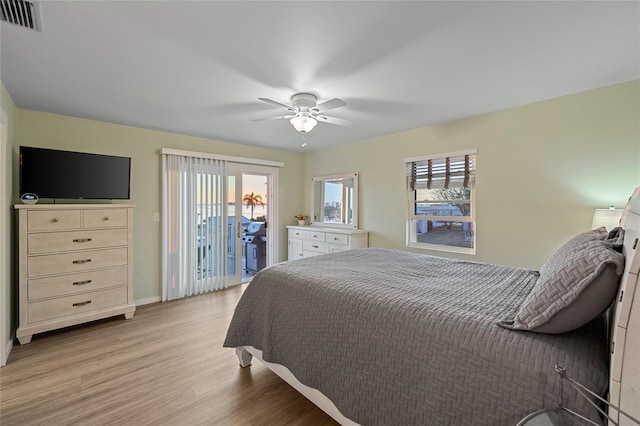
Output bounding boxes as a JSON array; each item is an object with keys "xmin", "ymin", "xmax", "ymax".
[{"xmin": 20, "ymin": 146, "xmax": 131, "ymax": 200}]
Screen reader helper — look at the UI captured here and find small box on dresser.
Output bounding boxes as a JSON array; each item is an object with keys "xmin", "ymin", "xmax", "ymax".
[
  {"xmin": 15, "ymin": 204, "xmax": 136, "ymax": 344},
  {"xmin": 287, "ymin": 226, "xmax": 369, "ymax": 260}
]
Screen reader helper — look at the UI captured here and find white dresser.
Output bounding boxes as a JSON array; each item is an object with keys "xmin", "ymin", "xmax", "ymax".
[
  {"xmin": 287, "ymin": 226, "xmax": 369, "ymax": 260},
  {"xmin": 15, "ymin": 204, "xmax": 135, "ymax": 344}
]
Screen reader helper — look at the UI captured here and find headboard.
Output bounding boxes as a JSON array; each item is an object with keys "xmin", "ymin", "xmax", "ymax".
[{"xmin": 610, "ymin": 186, "xmax": 640, "ymax": 425}]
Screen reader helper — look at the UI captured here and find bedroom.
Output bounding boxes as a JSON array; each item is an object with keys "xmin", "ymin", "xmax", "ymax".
[{"xmin": 1, "ymin": 1, "xmax": 639, "ymax": 424}]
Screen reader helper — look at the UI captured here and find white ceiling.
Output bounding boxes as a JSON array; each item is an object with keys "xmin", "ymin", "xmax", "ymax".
[{"xmin": 1, "ymin": 1, "xmax": 639, "ymax": 152}]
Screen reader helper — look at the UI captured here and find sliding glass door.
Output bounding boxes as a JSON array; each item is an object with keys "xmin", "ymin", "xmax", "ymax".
[
  {"xmin": 239, "ymin": 172, "xmax": 269, "ymax": 281},
  {"xmin": 163, "ymin": 151, "xmax": 280, "ymax": 301},
  {"xmin": 195, "ymin": 170, "xmax": 272, "ymax": 285},
  {"xmin": 195, "ymin": 170, "xmax": 243, "ymax": 286}
]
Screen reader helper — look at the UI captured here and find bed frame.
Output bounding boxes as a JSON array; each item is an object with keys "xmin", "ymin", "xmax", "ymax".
[
  {"xmin": 235, "ymin": 346, "xmax": 357, "ymax": 425},
  {"xmin": 236, "ymin": 186, "xmax": 640, "ymax": 426},
  {"xmin": 609, "ymin": 186, "xmax": 640, "ymax": 425}
]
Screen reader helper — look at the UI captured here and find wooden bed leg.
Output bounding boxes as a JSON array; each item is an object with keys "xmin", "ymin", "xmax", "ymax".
[{"xmin": 236, "ymin": 347, "xmax": 253, "ymax": 367}]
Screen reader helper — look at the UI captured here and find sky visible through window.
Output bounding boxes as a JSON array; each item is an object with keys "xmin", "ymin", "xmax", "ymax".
[
  {"xmin": 325, "ymin": 182, "xmax": 342, "ymax": 205},
  {"xmin": 196, "ymin": 173, "xmax": 268, "ymax": 220}
]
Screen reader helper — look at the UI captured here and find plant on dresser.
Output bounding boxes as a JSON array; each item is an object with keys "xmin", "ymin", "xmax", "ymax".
[
  {"xmin": 14, "ymin": 204, "xmax": 136, "ymax": 344},
  {"xmin": 287, "ymin": 225, "xmax": 369, "ymax": 260}
]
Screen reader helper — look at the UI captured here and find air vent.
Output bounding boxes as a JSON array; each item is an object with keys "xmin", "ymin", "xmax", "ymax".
[{"xmin": 0, "ymin": 0, "xmax": 41, "ymax": 32}]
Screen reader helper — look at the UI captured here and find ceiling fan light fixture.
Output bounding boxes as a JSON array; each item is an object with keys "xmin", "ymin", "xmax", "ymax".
[{"xmin": 290, "ymin": 114, "xmax": 317, "ymax": 133}]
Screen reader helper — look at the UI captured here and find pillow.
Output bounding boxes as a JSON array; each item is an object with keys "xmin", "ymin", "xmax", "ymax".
[{"xmin": 499, "ymin": 228, "xmax": 625, "ymax": 334}]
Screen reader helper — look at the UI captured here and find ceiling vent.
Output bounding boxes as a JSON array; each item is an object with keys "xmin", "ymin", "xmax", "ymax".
[{"xmin": 0, "ymin": 0, "xmax": 41, "ymax": 32}]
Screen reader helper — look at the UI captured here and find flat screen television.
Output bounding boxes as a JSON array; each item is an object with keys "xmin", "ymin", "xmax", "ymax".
[{"xmin": 20, "ymin": 146, "xmax": 131, "ymax": 200}]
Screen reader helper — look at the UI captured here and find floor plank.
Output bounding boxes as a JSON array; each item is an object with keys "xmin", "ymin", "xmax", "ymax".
[{"xmin": 0, "ymin": 285, "xmax": 338, "ymax": 425}]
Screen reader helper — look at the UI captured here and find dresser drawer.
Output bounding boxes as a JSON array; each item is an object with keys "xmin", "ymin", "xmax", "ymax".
[
  {"xmin": 304, "ymin": 230, "xmax": 326, "ymax": 242},
  {"xmin": 83, "ymin": 209, "xmax": 128, "ymax": 228},
  {"xmin": 28, "ymin": 247, "xmax": 128, "ymax": 278},
  {"xmin": 28, "ymin": 286, "xmax": 128, "ymax": 324},
  {"xmin": 288, "ymin": 229, "xmax": 305, "ymax": 239},
  {"xmin": 303, "ymin": 239, "xmax": 328, "ymax": 253},
  {"xmin": 302, "ymin": 250, "xmax": 325, "ymax": 258},
  {"xmin": 28, "ymin": 267, "xmax": 128, "ymax": 300},
  {"xmin": 326, "ymin": 233, "xmax": 349, "ymax": 245},
  {"xmin": 28, "ymin": 228, "xmax": 128, "ymax": 254},
  {"xmin": 27, "ymin": 210, "xmax": 82, "ymax": 232}
]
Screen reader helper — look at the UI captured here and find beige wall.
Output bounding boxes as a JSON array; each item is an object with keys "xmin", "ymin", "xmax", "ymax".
[
  {"xmin": 304, "ymin": 80, "xmax": 640, "ymax": 270},
  {"xmin": 1, "ymin": 81, "xmax": 17, "ymax": 362},
  {"xmin": 13, "ymin": 110, "xmax": 305, "ymax": 302}
]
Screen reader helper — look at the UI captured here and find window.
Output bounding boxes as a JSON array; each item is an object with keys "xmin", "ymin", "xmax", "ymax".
[{"xmin": 405, "ymin": 149, "xmax": 477, "ymax": 254}]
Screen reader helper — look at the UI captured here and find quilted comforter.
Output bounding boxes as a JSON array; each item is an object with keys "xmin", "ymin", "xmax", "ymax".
[{"xmin": 223, "ymin": 248, "xmax": 608, "ymax": 425}]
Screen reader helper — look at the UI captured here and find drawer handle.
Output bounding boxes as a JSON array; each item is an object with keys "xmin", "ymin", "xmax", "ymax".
[
  {"xmin": 72, "ymin": 300, "xmax": 92, "ymax": 307},
  {"xmin": 334, "ymin": 237, "xmax": 339, "ymax": 241},
  {"xmin": 51, "ymin": 218, "xmax": 59, "ymax": 223},
  {"xmin": 72, "ymin": 280, "xmax": 92, "ymax": 286},
  {"xmin": 312, "ymin": 245, "xmax": 319, "ymax": 249},
  {"xmin": 313, "ymin": 235, "xmax": 318, "ymax": 238},
  {"xmin": 72, "ymin": 259, "xmax": 92, "ymax": 264},
  {"xmin": 103, "ymin": 216, "xmax": 110, "ymax": 221},
  {"xmin": 72, "ymin": 238, "xmax": 93, "ymax": 243}
]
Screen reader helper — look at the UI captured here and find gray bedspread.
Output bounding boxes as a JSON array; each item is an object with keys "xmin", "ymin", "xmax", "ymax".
[{"xmin": 223, "ymin": 248, "xmax": 608, "ymax": 425}]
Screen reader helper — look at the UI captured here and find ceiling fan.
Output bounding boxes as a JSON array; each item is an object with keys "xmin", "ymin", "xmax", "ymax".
[{"xmin": 254, "ymin": 92, "xmax": 349, "ymax": 133}]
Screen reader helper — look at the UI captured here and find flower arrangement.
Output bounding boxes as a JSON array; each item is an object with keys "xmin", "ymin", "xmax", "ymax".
[{"xmin": 294, "ymin": 214, "xmax": 307, "ymax": 221}]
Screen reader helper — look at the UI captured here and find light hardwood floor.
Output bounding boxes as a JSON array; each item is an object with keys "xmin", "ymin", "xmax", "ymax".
[{"xmin": 0, "ymin": 285, "xmax": 338, "ymax": 425}]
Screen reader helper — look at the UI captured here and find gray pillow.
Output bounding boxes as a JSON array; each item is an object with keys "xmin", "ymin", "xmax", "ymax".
[{"xmin": 499, "ymin": 228, "xmax": 624, "ymax": 334}]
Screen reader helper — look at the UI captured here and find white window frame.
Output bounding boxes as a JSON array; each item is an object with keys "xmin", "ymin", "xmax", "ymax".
[
  {"xmin": 227, "ymin": 162, "xmax": 280, "ymax": 272},
  {"xmin": 405, "ymin": 149, "xmax": 477, "ymax": 255}
]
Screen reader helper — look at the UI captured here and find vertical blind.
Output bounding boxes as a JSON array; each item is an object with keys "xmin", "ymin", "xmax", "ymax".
[
  {"xmin": 406, "ymin": 153, "xmax": 476, "ymax": 190},
  {"xmin": 162, "ymin": 153, "xmax": 228, "ymax": 301}
]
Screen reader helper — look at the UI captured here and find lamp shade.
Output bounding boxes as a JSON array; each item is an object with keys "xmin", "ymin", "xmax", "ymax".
[
  {"xmin": 591, "ymin": 208, "xmax": 624, "ymax": 231},
  {"xmin": 290, "ymin": 114, "xmax": 317, "ymax": 133}
]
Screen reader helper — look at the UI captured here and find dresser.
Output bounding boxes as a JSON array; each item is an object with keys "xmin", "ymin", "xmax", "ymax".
[
  {"xmin": 15, "ymin": 204, "xmax": 135, "ymax": 344},
  {"xmin": 287, "ymin": 226, "xmax": 369, "ymax": 260}
]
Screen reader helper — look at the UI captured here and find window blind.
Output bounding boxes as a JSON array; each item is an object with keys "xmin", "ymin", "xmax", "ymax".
[
  {"xmin": 162, "ymin": 153, "xmax": 229, "ymax": 301},
  {"xmin": 406, "ymin": 153, "xmax": 476, "ymax": 190}
]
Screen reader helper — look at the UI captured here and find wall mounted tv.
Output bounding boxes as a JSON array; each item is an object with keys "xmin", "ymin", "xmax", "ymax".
[{"xmin": 20, "ymin": 146, "xmax": 131, "ymax": 200}]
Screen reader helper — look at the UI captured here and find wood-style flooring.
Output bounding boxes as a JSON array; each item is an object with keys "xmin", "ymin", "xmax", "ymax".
[{"xmin": 0, "ymin": 285, "xmax": 338, "ymax": 425}]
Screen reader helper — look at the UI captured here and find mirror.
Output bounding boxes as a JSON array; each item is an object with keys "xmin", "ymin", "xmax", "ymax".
[{"xmin": 310, "ymin": 172, "xmax": 358, "ymax": 229}]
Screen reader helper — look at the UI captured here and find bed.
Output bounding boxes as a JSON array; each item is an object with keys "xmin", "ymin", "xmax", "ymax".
[{"xmin": 224, "ymin": 187, "xmax": 640, "ymax": 425}]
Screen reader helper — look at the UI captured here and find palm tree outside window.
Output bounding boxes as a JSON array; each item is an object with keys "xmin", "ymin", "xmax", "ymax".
[{"xmin": 242, "ymin": 192, "xmax": 265, "ymax": 220}]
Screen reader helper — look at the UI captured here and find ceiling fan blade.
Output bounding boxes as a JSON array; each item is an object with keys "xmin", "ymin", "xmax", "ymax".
[
  {"xmin": 252, "ymin": 114, "xmax": 296, "ymax": 122},
  {"xmin": 316, "ymin": 115, "xmax": 351, "ymax": 127},
  {"xmin": 258, "ymin": 97, "xmax": 295, "ymax": 111},
  {"xmin": 314, "ymin": 98, "xmax": 346, "ymax": 113}
]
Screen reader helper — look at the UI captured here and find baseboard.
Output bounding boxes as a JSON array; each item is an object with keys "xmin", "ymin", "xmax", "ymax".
[
  {"xmin": 1, "ymin": 338, "xmax": 13, "ymax": 367},
  {"xmin": 134, "ymin": 285, "xmax": 246, "ymax": 306},
  {"xmin": 134, "ymin": 296, "xmax": 161, "ymax": 306}
]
